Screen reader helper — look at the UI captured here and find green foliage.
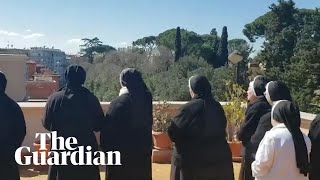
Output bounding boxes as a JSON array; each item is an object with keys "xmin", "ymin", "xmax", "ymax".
[
  {"xmin": 132, "ymin": 36, "xmax": 157, "ymax": 59},
  {"xmin": 80, "ymin": 37, "xmax": 116, "ymax": 63},
  {"xmin": 210, "ymin": 28, "xmax": 218, "ymax": 36},
  {"xmin": 156, "ymin": 28, "xmax": 219, "ymax": 66},
  {"xmin": 146, "ymin": 56, "xmax": 234, "ymax": 101},
  {"xmin": 76, "ymin": 49, "xmax": 234, "ymax": 103},
  {"xmin": 243, "ymin": 0, "xmax": 320, "ymax": 113},
  {"xmin": 152, "ymin": 101, "xmax": 171, "ymax": 132},
  {"xmin": 217, "ymin": 26, "xmax": 229, "ymax": 67},
  {"xmin": 223, "ymin": 80, "xmax": 246, "ymax": 142}
]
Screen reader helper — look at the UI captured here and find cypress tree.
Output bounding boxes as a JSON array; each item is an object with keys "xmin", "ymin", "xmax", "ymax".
[
  {"xmin": 175, "ymin": 26, "xmax": 182, "ymax": 62},
  {"xmin": 217, "ymin": 26, "xmax": 228, "ymax": 67}
]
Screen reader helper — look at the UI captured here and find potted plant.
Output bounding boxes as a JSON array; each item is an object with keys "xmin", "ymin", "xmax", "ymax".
[
  {"xmin": 223, "ymin": 80, "xmax": 246, "ymax": 161},
  {"xmin": 152, "ymin": 101, "xmax": 173, "ymax": 164},
  {"xmin": 152, "ymin": 101, "xmax": 172, "ymax": 150}
]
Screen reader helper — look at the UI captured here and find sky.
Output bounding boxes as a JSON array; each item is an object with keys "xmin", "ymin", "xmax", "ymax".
[{"xmin": 0, "ymin": 0, "xmax": 319, "ymax": 55}]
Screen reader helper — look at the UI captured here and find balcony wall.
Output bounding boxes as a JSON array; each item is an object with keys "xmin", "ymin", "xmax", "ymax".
[{"xmin": 19, "ymin": 102, "xmax": 317, "ymax": 152}]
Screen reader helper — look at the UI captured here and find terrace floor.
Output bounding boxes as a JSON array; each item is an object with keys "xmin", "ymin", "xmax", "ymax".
[{"xmin": 20, "ymin": 163, "xmax": 241, "ymax": 180}]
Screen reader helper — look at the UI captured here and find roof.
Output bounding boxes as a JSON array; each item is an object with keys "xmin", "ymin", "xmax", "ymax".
[
  {"xmin": 26, "ymin": 60, "xmax": 36, "ymax": 64},
  {"xmin": 36, "ymin": 64, "xmax": 46, "ymax": 67}
]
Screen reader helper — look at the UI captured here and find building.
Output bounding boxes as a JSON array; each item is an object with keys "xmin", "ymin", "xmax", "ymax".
[
  {"xmin": 26, "ymin": 60, "xmax": 37, "ymax": 80},
  {"xmin": 29, "ymin": 47, "xmax": 68, "ymax": 85},
  {"xmin": 0, "ymin": 48, "xmax": 29, "ymax": 55},
  {"xmin": 26, "ymin": 75, "xmax": 60, "ymax": 99},
  {"xmin": 0, "ymin": 54, "xmax": 27, "ymax": 101},
  {"xmin": 26, "ymin": 64, "xmax": 60, "ymax": 100}
]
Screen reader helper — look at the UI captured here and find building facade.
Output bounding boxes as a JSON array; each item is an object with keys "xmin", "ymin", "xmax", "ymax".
[
  {"xmin": 29, "ymin": 47, "xmax": 68, "ymax": 85},
  {"xmin": 0, "ymin": 54, "xmax": 27, "ymax": 101}
]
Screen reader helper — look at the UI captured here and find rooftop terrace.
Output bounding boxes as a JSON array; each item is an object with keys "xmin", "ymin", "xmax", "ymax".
[{"xmin": 16, "ymin": 101, "xmax": 317, "ymax": 180}]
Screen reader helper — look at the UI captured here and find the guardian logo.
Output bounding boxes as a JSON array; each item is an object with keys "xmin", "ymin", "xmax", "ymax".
[{"xmin": 15, "ymin": 131, "xmax": 121, "ymax": 166}]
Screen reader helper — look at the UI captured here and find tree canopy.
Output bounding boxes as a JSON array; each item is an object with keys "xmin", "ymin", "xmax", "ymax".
[{"xmin": 243, "ymin": 0, "xmax": 320, "ymax": 113}]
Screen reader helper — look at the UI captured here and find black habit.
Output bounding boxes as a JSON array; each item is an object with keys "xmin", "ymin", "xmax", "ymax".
[
  {"xmin": 100, "ymin": 68, "xmax": 153, "ymax": 180},
  {"xmin": 0, "ymin": 72, "xmax": 26, "ymax": 180},
  {"xmin": 238, "ymin": 76, "xmax": 270, "ymax": 180},
  {"xmin": 168, "ymin": 75, "xmax": 234, "ymax": 180},
  {"xmin": 42, "ymin": 65, "xmax": 104, "ymax": 180},
  {"xmin": 308, "ymin": 114, "xmax": 320, "ymax": 180},
  {"xmin": 249, "ymin": 81, "xmax": 293, "ymax": 160},
  {"xmin": 272, "ymin": 100, "xmax": 309, "ymax": 176}
]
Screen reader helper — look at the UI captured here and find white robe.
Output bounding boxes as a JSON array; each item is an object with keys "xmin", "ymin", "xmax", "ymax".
[{"xmin": 251, "ymin": 123, "xmax": 311, "ymax": 180}]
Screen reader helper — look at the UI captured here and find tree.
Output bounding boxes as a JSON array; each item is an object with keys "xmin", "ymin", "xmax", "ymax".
[
  {"xmin": 80, "ymin": 37, "xmax": 116, "ymax": 63},
  {"xmin": 175, "ymin": 27, "xmax": 182, "ymax": 62},
  {"xmin": 132, "ymin": 36, "xmax": 157, "ymax": 60},
  {"xmin": 217, "ymin": 26, "xmax": 229, "ymax": 67},
  {"xmin": 156, "ymin": 28, "xmax": 203, "ymax": 57},
  {"xmin": 210, "ymin": 28, "xmax": 217, "ymax": 36},
  {"xmin": 243, "ymin": 0, "xmax": 320, "ymax": 113}
]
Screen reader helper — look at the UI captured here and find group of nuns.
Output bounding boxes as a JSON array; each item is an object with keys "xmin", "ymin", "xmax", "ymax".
[
  {"xmin": 1, "ymin": 65, "xmax": 320, "ymax": 180},
  {"xmin": 238, "ymin": 76, "xmax": 320, "ymax": 180}
]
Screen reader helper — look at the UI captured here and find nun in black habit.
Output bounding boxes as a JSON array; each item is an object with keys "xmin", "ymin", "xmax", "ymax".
[
  {"xmin": 168, "ymin": 75, "xmax": 234, "ymax": 180},
  {"xmin": 252, "ymin": 100, "xmax": 310, "ymax": 179},
  {"xmin": 0, "ymin": 71, "xmax": 26, "ymax": 180},
  {"xmin": 250, "ymin": 81, "xmax": 294, "ymax": 157},
  {"xmin": 42, "ymin": 65, "xmax": 104, "ymax": 180},
  {"xmin": 238, "ymin": 75, "xmax": 270, "ymax": 180},
  {"xmin": 308, "ymin": 111, "xmax": 320, "ymax": 180},
  {"xmin": 100, "ymin": 68, "xmax": 153, "ymax": 180}
]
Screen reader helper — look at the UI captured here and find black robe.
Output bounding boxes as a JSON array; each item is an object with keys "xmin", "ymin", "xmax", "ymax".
[
  {"xmin": 168, "ymin": 98, "xmax": 234, "ymax": 180},
  {"xmin": 100, "ymin": 93, "xmax": 153, "ymax": 180},
  {"xmin": 308, "ymin": 114, "xmax": 320, "ymax": 180},
  {"xmin": 0, "ymin": 93, "xmax": 26, "ymax": 180},
  {"xmin": 249, "ymin": 112, "xmax": 272, "ymax": 157},
  {"xmin": 42, "ymin": 87, "xmax": 104, "ymax": 180},
  {"xmin": 238, "ymin": 96, "xmax": 270, "ymax": 180}
]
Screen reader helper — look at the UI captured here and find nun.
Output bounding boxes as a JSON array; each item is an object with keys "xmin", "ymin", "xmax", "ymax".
[
  {"xmin": 0, "ymin": 71, "xmax": 26, "ymax": 180},
  {"xmin": 252, "ymin": 100, "xmax": 310, "ymax": 180},
  {"xmin": 250, "ymin": 81, "xmax": 294, "ymax": 158},
  {"xmin": 168, "ymin": 75, "xmax": 234, "ymax": 180},
  {"xmin": 238, "ymin": 75, "xmax": 271, "ymax": 180},
  {"xmin": 42, "ymin": 65, "xmax": 104, "ymax": 180},
  {"xmin": 100, "ymin": 68, "xmax": 153, "ymax": 180},
  {"xmin": 308, "ymin": 111, "xmax": 320, "ymax": 180}
]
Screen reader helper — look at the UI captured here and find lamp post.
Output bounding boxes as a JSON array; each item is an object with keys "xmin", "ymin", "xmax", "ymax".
[{"xmin": 228, "ymin": 50, "xmax": 243, "ymax": 84}]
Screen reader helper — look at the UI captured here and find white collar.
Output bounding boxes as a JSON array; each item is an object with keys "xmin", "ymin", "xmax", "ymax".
[{"xmin": 272, "ymin": 123, "xmax": 286, "ymax": 129}]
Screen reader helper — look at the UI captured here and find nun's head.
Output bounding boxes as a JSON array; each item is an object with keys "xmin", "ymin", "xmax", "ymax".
[
  {"xmin": 265, "ymin": 81, "xmax": 292, "ymax": 106},
  {"xmin": 247, "ymin": 75, "xmax": 268, "ymax": 103},
  {"xmin": 65, "ymin": 65, "xmax": 86, "ymax": 88},
  {"xmin": 271, "ymin": 100, "xmax": 300, "ymax": 127},
  {"xmin": 120, "ymin": 68, "xmax": 145, "ymax": 91},
  {"xmin": 188, "ymin": 75, "xmax": 212, "ymax": 99},
  {"xmin": 0, "ymin": 71, "xmax": 7, "ymax": 93}
]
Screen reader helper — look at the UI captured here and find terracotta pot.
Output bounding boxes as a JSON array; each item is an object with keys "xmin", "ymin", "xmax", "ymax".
[
  {"xmin": 152, "ymin": 131, "xmax": 172, "ymax": 150},
  {"xmin": 228, "ymin": 141, "xmax": 242, "ymax": 161},
  {"xmin": 152, "ymin": 149, "xmax": 172, "ymax": 164}
]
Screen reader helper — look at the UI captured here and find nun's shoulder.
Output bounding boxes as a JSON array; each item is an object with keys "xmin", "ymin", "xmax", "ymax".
[
  {"xmin": 311, "ymin": 114, "xmax": 320, "ymax": 126},
  {"xmin": 309, "ymin": 114, "xmax": 320, "ymax": 135},
  {"xmin": 47, "ymin": 90, "xmax": 65, "ymax": 100},
  {"xmin": 109, "ymin": 94, "xmax": 131, "ymax": 106},
  {"xmin": 2, "ymin": 94, "xmax": 21, "ymax": 110},
  {"xmin": 252, "ymin": 98, "xmax": 270, "ymax": 109},
  {"xmin": 179, "ymin": 99, "xmax": 205, "ymax": 111}
]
